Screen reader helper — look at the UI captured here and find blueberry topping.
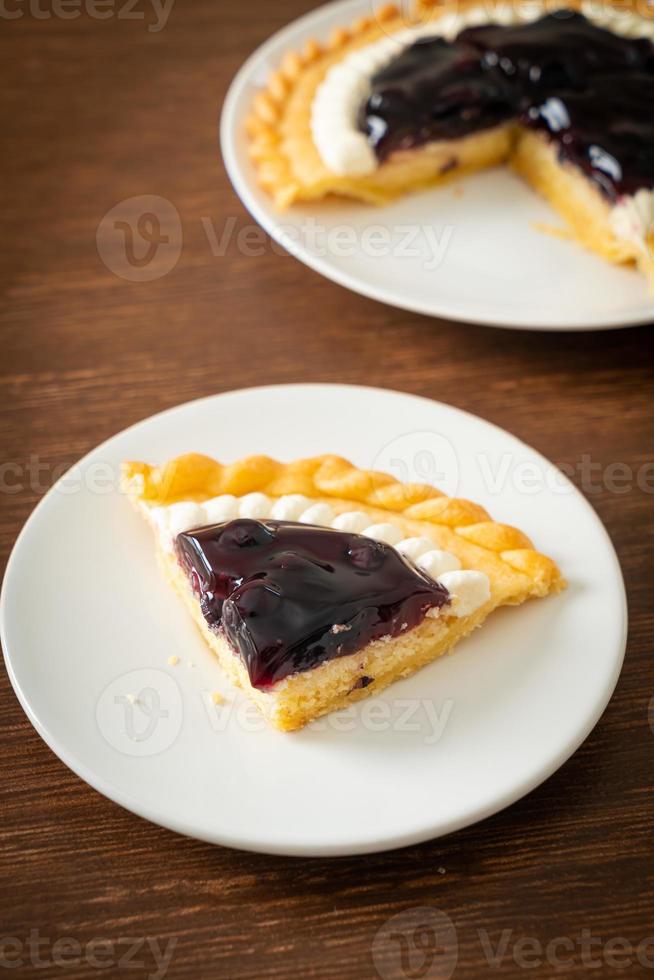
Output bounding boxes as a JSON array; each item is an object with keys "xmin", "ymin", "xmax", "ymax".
[
  {"xmin": 360, "ymin": 12, "xmax": 654, "ymax": 200},
  {"xmin": 175, "ymin": 519, "xmax": 450, "ymax": 688}
]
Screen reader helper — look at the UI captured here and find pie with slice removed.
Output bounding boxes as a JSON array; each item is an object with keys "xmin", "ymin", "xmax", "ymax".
[
  {"xmin": 246, "ymin": 0, "xmax": 654, "ymax": 287},
  {"xmin": 122, "ymin": 453, "xmax": 564, "ymax": 732}
]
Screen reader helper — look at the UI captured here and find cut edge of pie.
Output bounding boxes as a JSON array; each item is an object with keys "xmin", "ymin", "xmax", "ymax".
[
  {"xmin": 122, "ymin": 452, "xmax": 564, "ymax": 732},
  {"xmin": 245, "ymin": 0, "xmax": 654, "ymax": 288}
]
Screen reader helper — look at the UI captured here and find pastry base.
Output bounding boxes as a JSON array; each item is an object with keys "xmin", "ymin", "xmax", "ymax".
[
  {"xmin": 282, "ymin": 124, "xmax": 513, "ymax": 206},
  {"xmin": 512, "ymin": 130, "xmax": 654, "ymax": 288}
]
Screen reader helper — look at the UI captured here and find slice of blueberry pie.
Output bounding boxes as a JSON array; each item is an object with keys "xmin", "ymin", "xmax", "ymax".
[
  {"xmin": 246, "ymin": 0, "xmax": 654, "ymax": 286},
  {"xmin": 122, "ymin": 453, "xmax": 564, "ymax": 731}
]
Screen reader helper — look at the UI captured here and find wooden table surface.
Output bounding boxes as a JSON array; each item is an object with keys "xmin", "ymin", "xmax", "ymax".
[{"xmin": 2, "ymin": 1, "xmax": 653, "ymax": 977}]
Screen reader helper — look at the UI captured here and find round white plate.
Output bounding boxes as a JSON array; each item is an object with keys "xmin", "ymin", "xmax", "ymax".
[
  {"xmin": 220, "ymin": 0, "xmax": 654, "ymax": 331},
  {"xmin": 1, "ymin": 385, "xmax": 626, "ymax": 856}
]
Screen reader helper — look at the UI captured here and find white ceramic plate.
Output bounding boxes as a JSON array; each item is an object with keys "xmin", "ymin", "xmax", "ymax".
[
  {"xmin": 220, "ymin": 0, "xmax": 654, "ymax": 331},
  {"xmin": 1, "ymin": 385, "xmax": 626, "ymax": 855}
]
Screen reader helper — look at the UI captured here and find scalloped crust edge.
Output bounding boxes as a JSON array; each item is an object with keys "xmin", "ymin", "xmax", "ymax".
[
  {"xmin": 245, "ymin": 2, "xmax": 407, "ymax": 206},
  {"xmin": 122, "ymin": 452, "xmax": 564, "ymax": 596}
]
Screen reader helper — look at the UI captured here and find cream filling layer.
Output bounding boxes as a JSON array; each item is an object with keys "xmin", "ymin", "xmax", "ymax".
[
  {"xmin": 149, "ymin": 494, "xmax": 491, "ymax": 619},
  {"xmin": 309, "ymin": 0, "xmax": 654, "ymax": 247}
]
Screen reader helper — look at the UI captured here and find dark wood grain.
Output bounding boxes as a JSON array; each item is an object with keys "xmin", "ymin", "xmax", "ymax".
[{"xmin": 1, "ymin": 1, "xmax": 653, "ymax": 977}]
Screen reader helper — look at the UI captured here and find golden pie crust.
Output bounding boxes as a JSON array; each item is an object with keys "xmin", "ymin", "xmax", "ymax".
[
  {"xmin": 245, "ymin": 0, "xmax": 654, "ymax": 287},
  {"xmin": 123, "ymin": 453, "xmax": 564, "ymax": 731}
]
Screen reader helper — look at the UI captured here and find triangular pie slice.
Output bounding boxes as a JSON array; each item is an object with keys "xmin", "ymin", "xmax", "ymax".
[
  {"xmin": 246, "ymin": 0, "xmax": 654, "ymax": 287},
  {"xmin": 122, "ymin": 453, "xmax": 564, "ymax": 731}
]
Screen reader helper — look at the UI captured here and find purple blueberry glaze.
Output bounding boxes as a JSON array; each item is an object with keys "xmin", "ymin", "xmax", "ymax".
[
  {"xmin": 175, "ymin": 519, "xmax": 450, "ymax": 689},
  {"xmin": 359, "ymin": 12, "xmax": 654, "ymax": 200}
]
